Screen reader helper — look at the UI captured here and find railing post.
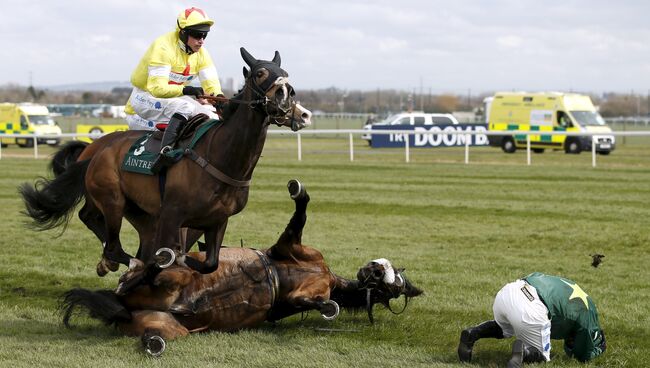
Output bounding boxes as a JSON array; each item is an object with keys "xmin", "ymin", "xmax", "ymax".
[
  {"xmin": 297, "ymin": 133, "xmax": 302, "ymax": 161},
  {"xmin": 526, "ymin": 134, "xmax": 531, "ymax": 166},
  {"xmin": 592, "ymin": 135, "xmax": 597, "ymax": 168},
  {"xmin": 464, "ymin": 133, "xmax": 470, "ymax": 164},
  {"xmin": 349, "ymin": 133, "xmax": 354, "ymax": 162},
  {"xmin": 33, "ymin": 137, "xmax": 38, "ymax": 159},
  {"xmin": 405, "ymin": 133, "xmax": 410, "ymax": 163}
]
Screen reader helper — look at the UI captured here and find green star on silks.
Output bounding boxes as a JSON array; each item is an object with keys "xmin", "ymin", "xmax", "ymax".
[{"xmin": 561, "ymin": 280, "xmax": 590, "ymax": 309}]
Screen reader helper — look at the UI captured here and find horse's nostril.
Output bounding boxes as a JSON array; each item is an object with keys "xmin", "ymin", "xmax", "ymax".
[{"xmin": 301, "ymin": 112, "xmax": 309, "ymax": 119}]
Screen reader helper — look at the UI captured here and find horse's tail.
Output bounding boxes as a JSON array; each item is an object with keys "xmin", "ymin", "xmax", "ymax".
[
  {"xmin": 19, "ymin": 159, "xmax": 90, "ymax": 231},
  {"xmin": 61, "ymin": 288, "xmax": 131, "ymax": 328},
  {"xmin": 50, "ymin": 140, "xmax": 89, "ymax": 177}
]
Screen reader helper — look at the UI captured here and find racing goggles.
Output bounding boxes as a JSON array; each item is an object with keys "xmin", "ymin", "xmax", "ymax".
[{"xmin": 186, "ymin": 29, "xmax": 208, "ymax": 40}]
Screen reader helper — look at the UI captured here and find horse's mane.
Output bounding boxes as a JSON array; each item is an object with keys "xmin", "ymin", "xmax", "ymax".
[{"xmin": 219, "ymin": 89, "xmax": 246, "ymax": 122}]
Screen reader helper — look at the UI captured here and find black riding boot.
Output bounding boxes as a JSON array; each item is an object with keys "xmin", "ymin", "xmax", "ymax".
[
  {"xmin": 458, "ymin": 320, "xmax": 504, "ymax": 362},
  {"xmin": 151, "ymin": 113, "xmax": 187, "ymax": 174},
  {"xmin": 523, "ymin": 346, "xmax": 546, "ymax": 364}
]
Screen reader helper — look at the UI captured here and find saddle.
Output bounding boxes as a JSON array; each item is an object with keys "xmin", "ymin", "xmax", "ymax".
[
  {"xmin": 121, "ymin": 114, "xmax": 221, "ymax": 176},
  {"xmin": 145, "ymin": 113, "xmax": 211, "ymax": 154}
]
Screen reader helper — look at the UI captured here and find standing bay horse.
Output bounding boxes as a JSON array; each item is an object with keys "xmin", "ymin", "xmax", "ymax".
[
  {"xmin": 61, "ymin": 180, "xmax": 423, "ymax": 356},
  {"xmin": 20, "ymin": 48, "xmax": 312, "ymax": 281}
]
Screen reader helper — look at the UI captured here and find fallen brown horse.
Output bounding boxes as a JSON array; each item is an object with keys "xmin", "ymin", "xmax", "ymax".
[
  {"xmin": 61, "ymin": 180, "xmax": 423, "ymax": 356},
  {"xmin": 20, "ymin": 48, "xmax": 312, "ymax": 279}
]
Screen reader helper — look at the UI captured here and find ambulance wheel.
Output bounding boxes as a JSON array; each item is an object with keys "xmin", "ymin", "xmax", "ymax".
[
  {"xmin": 0, "ymin": 143, "xmax": 7, "ymax": 148},
  {"xmin": 18, "ymin": 140, "xmax": 34, "ymax": 148},
  {"xmin": 532, "ymin": 148, "xmax": 545, "ymax": 153},
  {"xmin": 565, "ymin": 139, "xmax": 581, "ymax": 154},
  {"xmin": 501, "ymin": 137, "xmax": 516, "ymax": 153},
  {"xmin": 89, "ymin": 127, "xmax": 104, "ymax": 141}
]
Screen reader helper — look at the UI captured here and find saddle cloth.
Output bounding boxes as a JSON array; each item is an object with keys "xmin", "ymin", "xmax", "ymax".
[{"xmin": 121, "ymin": 115, "xmax": 221, "ymax": 175}]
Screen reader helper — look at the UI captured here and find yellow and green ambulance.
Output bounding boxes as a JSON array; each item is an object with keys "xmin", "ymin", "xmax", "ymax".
[
  {"xmin": 485, "ymin": 92, "xmax": 615, "ymax": 154},
  {"xmin": 0, "ymin": 103, "xmax": 62, "ymax": 147}
]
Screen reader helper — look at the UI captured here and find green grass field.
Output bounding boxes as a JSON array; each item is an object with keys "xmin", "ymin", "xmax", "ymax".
[{"xmin": 0, "ymin": 140, "xmax": 649, "ymax": 367}]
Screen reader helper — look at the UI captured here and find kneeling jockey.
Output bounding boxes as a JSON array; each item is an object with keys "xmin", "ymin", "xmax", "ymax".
[
  {"xmin": 458, "ymin": 272, "xmax": 606, "ymax": 367},
  {"xmin": 124, "ymin": 7, "xmax": 225, "ymax": 173}
]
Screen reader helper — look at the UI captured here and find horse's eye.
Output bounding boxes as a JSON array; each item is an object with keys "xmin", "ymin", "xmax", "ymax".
[{"xmin": 256, "ymin": 70, "xmax": 265, "ymax": 78}]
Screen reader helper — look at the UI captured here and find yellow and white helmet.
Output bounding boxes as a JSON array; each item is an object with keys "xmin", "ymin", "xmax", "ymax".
[{"xmin": 177, "ymin": 7, "xmax": 214, "ymax": 31}]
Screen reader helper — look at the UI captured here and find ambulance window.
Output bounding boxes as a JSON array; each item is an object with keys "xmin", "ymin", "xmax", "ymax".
[
  {"xmin": 414, "ymin": 116, "xmax": 425, "ymax": 125},
  {"xmin": 557, "ymin": 111, "xmax": 572, "ymax": 127},
  {"xmin": 20, "ymin": 115, "xmax": 28, "ymax": 129}
]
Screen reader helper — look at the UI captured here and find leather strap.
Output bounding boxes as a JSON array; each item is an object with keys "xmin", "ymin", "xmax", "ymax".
[{"xmin": 184, "ymin": 149, "xmax": 251, "ymax": 187}]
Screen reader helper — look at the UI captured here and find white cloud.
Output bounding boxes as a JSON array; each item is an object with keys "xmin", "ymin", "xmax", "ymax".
[
  {"xmin": 496, "ymin": 35, "xmax": 523, "ymax": 48},
  {"xmin": 0, "ymin": 0, "xmax": 649, "ymax": 92}
]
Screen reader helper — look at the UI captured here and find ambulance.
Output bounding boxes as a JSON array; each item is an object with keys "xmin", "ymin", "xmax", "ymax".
[
  {"xmin": 0, "ymin": 103, "xmax": 62, "ymax": 147},
  {"xmin": 76, "ymin": 124, "xmax": 128, "ymax": 143},
  {"xmin": 485, "ymin": 92, "xmax": 615, "ymax": 154}
]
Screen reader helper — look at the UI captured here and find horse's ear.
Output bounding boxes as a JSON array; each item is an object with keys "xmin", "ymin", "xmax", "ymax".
[
  {"xmin": 240, "ymin": 47, "xmax": 257, "ymax": 67},
  {"xmin": 272, "ymin": 51, "xmax": 281, "ymax": 66},
  {"xmin": 242, "ymin": 67, "xmax": 250, "ymax": 78}
]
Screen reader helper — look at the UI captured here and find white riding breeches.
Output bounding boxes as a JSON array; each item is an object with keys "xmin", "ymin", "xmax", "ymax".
[
  {"xmin": 126, "ymin": 87, "xmax": 219, "ymax": 130},
  {"xmin": 492, "ymin": 280, "xmax": 552, "ymax": 361}
]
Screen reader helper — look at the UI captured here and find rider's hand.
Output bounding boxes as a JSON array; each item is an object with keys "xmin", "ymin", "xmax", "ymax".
[
  {"xmin": 182, "ymin": 86, "xmax": 204, "ymax": 98},
  {"xmin": 214, "ymin": 94, "xmax": 227, "ymax": 111}
]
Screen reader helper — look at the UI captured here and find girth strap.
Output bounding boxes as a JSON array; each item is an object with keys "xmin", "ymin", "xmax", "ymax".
[
  {"xmin": 253, "ymin": 249, "xmax": 280, "ymax": 311},
  {"xmin": 184, "ymin": 149, "xmax": 251, "ymax": 187}
]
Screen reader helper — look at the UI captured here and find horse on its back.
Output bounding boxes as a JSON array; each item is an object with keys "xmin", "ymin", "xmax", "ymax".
[{"xmin": 61, "ymin": 180, "xmax": 423, "ymax": 356}]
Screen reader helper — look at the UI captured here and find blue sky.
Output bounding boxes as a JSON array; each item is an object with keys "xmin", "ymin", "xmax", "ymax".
[{"xmin": 1, "ymin": 0, "xmax": 649, "ymax": 93}]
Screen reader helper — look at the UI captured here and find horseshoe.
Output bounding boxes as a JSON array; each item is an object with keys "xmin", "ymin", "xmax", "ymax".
[
  {"xmin": 320, "ymin": 300, "xmax": 340, "ymax": 321},
  {"xmin": 287, "ymin": 179, "xmax": 305, "ymax": 200},
  {"xmin": 144, "ymin": 335, "xmax": 166, "ymax": 357},
  {"xmin": 155, "ymin": 247, "xmax": 176, "ymax": 269}
]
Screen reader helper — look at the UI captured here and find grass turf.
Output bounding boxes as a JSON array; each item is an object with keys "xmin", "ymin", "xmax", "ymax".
[{"xmin": 0, "ymin": 139, "xmax": 648, "ymax": 367}]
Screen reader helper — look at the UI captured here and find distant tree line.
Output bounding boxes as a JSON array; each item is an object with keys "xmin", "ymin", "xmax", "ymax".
[{"xmin": 0, "ymin": 83, "xmax": 648, "ymax": 118}]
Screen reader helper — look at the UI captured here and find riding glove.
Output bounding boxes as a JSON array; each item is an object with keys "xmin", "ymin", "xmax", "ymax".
[
  {"xmin": 182, "ymin": 86, "xmax": 204, "ymax": 97},
  {"xmin": 213, "ymin": 94, "xmax": 227, "ymax": 111}
]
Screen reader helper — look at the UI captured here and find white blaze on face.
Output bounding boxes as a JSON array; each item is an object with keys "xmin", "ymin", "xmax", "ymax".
[
  {"xmin": 274, "ymin": 77, "xmax": 289, "ymax": 101},
  {"xmin": 295, "ymin": 103, "xmax": 312, "ymax": 127},
  {"xmin": 371, "ymin": 258, "xmax": 395, "ymax": 284}
]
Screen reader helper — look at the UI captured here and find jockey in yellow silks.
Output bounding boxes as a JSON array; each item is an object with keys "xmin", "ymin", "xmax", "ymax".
[{"xmin": 124, "ymin": 7, "xmax": 224, "ymax": 173}]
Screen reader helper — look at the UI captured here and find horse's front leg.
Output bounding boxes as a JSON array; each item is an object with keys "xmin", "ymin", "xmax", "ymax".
[
  {"xmin": 291, "ymin": 296, "xmax": 340, "ymax": 321},
  {"xmin": 183, "ymin": 219, "xmax": 227, "ymax": 274}
]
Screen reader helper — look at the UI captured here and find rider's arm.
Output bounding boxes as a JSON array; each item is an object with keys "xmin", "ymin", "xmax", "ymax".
[
  {"xmin": 197, "ymin": 49, "xmax": 223, "ymax": 96},
  {"xmin": 145, "ymin": 42, "xmax": 184, "ymax": 98},
  {"xmin": 564, "ymin": 327, "xmax": 604, "ymax": 362}
]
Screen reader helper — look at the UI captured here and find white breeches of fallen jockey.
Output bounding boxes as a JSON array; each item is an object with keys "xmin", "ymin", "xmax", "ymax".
[
  {"xmin": 125, "ymin": 87, "xmax": 219, "ymax": 130},
  {"xmin": 492, "ymin": 279, "xmax": 552, "ymax": 361}
]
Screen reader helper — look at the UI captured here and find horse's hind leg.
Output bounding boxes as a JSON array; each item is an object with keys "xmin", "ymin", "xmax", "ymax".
[
  {"xmin": 88, "ymin": 183, "xmax": 134, "ymax": 269},
  {"xmin": 121, "ymin": 311, "xmax": 189, "ymax": 357},
  {"xmin": 269, "ymin": 180, "xmax": 310, "ymax": 258},
  {"xmin": 78, "ymin": 201, "xmax": 120, "ymax": 276}
]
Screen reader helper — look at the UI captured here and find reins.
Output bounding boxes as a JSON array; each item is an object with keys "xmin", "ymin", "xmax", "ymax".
[
  {"xmin": 198, "ymin": 73, "xmax": 296, "ymax": 127},
  {"xmin": 185, "ymin": 72, "xmax": 296, "ymax": 187}
]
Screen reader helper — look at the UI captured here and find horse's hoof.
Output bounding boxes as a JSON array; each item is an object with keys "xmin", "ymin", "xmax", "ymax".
[
  {"xmin": 96, "ymin": 261, "xmax": 109, "ymax": 277},
  {"xmin": 143, "ymin": 335, "xmax": 166, "ymax": 357},
  {"xmin": 155, "ymin": 248, "xmax": 176, "ymax": 269},
  {"xmin": 116, "ymin": 273, "xmax": 143, "ymax": 295},
  {"xmin": 321, "ymin": 300, "xmax": 340, "ymax": 321},
  {"xmin": 287, "ymin": 179, "xmax": 305, "ymax": 200},
  {"xmin": 96, "ymin": 258, "xmax": 119, "ymax": 277}
]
